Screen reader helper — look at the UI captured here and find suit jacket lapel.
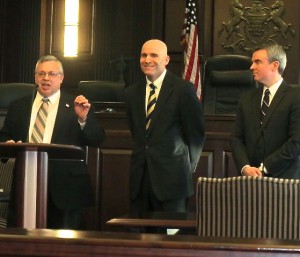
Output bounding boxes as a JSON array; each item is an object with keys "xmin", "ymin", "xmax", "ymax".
[
  {"xmin": 260, "ymin": 82, "xmax": 287, "ymax": 130},
  {"xmin": 23, "ymin": 97, "xmax": 34, "ymax": 142},
  {"xmin": 252, "ymin": 87, "xmax": 263, "ymax": 141},
  {"xmin": 135, "ymin": 80, "xmax": 147, "ymax": 130},
  {"xmin": 253, "ymin": 87, "xmax": 263, "ymax": 128},
  {"xmin": 51, "ymin": 93, "xmax": 73, "ymax": 142}
]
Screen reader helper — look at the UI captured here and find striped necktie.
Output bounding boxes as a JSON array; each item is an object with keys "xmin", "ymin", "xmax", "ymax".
[
  {"xmin": 146, "ymin": 84, "xmax": 156, "ymax": 131},
  {"xmin": 260, "ymin": 89, "xmax": 270, "ymax": 125},
  {"xmin": 30, "ymin": 98, "xmax": 49, "ymax": 143}
]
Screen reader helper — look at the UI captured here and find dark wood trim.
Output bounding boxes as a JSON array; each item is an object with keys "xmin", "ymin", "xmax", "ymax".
[
  {"xmin": 0, "ymin": 228, "xmax": 299, "ymax": 257},
  {"xmin": 106, "ymin": 212, "xmax": 196, "ymax": 229}
]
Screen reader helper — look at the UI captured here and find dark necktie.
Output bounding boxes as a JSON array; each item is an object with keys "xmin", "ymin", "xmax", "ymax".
[
  {"xmin": 260, "ymin": 89, "xmax": 270, "ymax": 124},
  {"xmin": 30, "ymin": 98, "xmax": 49, "ymax": 143},
  {"xmin": 146, "ymin": 84, "xmax": 156, "ymax": 131}
]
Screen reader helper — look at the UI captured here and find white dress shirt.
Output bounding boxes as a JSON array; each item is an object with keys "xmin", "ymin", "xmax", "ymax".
[
  {"xmin": 29, "ymin": 90, "xmax": 60, "ymax": 143},
  {"xmin": 145, "ymin": 69, "xmax": 166, "ymax": 113}
]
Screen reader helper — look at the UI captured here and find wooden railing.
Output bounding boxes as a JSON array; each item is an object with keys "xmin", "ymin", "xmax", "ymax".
[{"xmin": 0, "ymin": 228, "xmax": 299, "ymax": 257}]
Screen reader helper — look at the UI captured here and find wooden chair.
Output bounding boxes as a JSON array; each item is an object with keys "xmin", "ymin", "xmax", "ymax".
[{"xmin": 196, "ymin": 176, "xmax": 300, "ymax": 239}]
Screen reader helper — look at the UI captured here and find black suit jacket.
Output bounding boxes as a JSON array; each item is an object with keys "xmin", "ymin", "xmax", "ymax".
[
  {"xmin": 231, "ymin": 81, "xmax": 300, "ymax": 178},
  {"xmin": 0, "ymin": 92, "xmax": 105, "ymax": 209},
  {"xmin": 125, "ymin": 71, "xmax": 205, "ymax": 201}
]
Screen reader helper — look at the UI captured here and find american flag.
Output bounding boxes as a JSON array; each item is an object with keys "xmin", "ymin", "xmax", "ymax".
[{"xmin": 181, "ymin": 0, "xmax": 201, "ymax": 100}]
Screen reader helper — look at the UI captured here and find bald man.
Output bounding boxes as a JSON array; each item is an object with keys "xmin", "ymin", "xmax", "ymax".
[{"xmin": 124, "ymin": 39, "xmax": 205, "ymax": 221}]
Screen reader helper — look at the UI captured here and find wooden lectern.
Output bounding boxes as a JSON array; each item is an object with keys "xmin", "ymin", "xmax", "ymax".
[{"xmin": 0, "ymin": 142, "xmax": 85, "ymax": 229}]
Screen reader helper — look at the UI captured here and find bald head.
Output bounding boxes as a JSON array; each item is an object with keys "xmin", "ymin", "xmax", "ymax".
[
  {"xmin": 140, "ymin": 39, "xmax": 170, "ymax": 82},
  {"xmin": 142, "ymin": 39, "xmax": 168, "ymax": 56}
]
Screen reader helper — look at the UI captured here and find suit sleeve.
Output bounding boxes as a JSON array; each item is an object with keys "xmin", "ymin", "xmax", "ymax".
[
  {"xmin": 264, "ymin": 90, "xmax": 300, "ymax": 176},
  {"xmin": 81, "ymin": 104, "xmax": 105, "ymax": 147},
  {"xmin": 180, "ymin": 83, "xmax": 205, "ymax": 172},
  {"xmin": 231, "ymin": 95, "xmax": 251, "ymax": 172}
]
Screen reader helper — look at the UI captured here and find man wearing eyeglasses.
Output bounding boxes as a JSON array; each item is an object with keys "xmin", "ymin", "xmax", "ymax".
[{"xmin": 0, "ymin": 55, "xmax": 105, "ymax": 229}]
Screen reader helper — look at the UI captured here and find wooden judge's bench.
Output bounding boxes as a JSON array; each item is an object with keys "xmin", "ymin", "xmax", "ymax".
[{"xmin": 85, "ymin": 102, "xmax": 239, "ymax": 231}]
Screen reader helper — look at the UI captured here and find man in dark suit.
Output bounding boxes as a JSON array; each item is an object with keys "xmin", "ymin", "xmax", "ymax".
[
  {"xmin": 0, "ymin": 55, "xmax": 105, "ymax": 229},
  {"xmin": 232, "ymin": 43, "xmax": 300, "ymax": 178},
  {"xmin": 124, "ymin": 39, "xmax": 205, "ymax": 219}
]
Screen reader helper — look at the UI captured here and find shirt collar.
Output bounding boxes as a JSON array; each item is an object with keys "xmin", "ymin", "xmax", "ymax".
[
  {"xmin": 36, "ymin": 90, "xmax": 60, "ymax": 104},
  {"xmin": 264, "ymin": 78, "xmax": 283, "ymax": 96},
  {"xmin": 146, "ymin": 69, "xmax": 167, "ymax": 90}
]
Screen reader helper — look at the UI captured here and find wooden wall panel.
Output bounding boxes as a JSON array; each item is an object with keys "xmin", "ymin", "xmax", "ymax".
[
  {"xmin": 92, "ymin": 111, "xmax": 238, "ymax": 231},
  {"xmin": 0, "ymin": 0, "xmax": 41, "ymax": 83},
  {"xmin": 99, "ymin": 149, "xmax": 131, "ymax": 230},
  {"xmin": 1, "ymin": 0, "xmax": 298, "ymax": 87},
  {"xmin": 45, "ymin": 0, "xmax": 94, "ymax": 57},
  {"xmin": 187, "ymin": 151, "xmax": 212, "ymax": 212},
  {"xmin": 224, "ymin": 151, "xmax": 239, "ymax": 177},
  {"xmin": 78, "ymin": 0, "xmax": 94, "ymax": 55},
  {"xmin": 50, "ymin": 0, "xmax": 64, "ymax": 55},
  {"xmin": 164, "ymin": 0, "xmax": 185, "ymax": 52},
  {"xmin": 97, "ymin": 147, "xmax": 213, "ymax": 230}
]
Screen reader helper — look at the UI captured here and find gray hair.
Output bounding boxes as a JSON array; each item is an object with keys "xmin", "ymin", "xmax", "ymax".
[
  {"xmin": 35, "ymin": 55, "xmax": 64, "ymax": 74},
  {"xmin": 254, "ymin": 43, "xmax": 287, "ymax": 75}
]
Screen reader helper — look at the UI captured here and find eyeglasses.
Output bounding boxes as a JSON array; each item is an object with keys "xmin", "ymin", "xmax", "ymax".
[{"xmin": 35, "ymin": 71, "xmax": 62, "ymax": 78}]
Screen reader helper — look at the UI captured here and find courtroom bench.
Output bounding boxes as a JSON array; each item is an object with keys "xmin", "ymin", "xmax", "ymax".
[{"xmin": 0, "ymin": 228, "xmax": 300, "ymax": 257}]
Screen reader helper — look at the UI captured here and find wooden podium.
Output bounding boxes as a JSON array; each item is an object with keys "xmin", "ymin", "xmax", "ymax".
[{"xmin": 0, "ymin": 142, "xmax": 85, "ymax": 229}]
